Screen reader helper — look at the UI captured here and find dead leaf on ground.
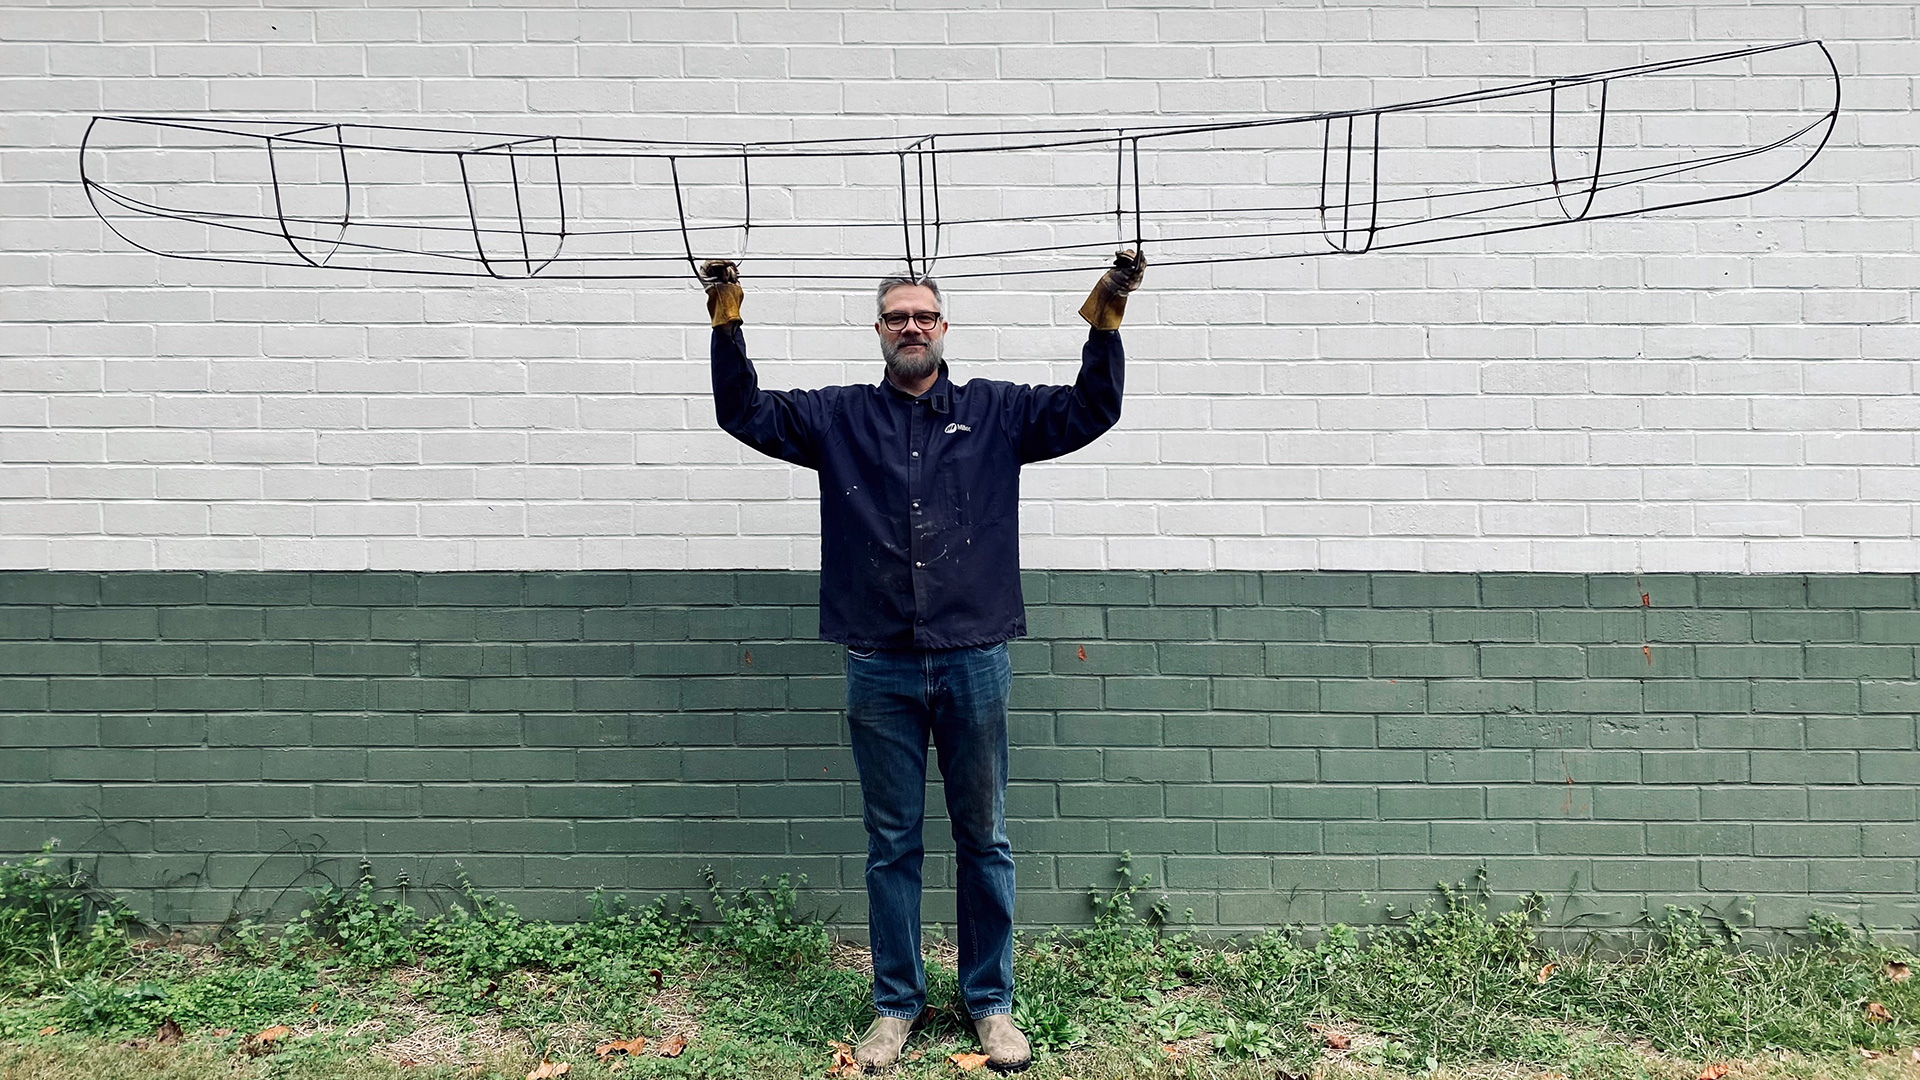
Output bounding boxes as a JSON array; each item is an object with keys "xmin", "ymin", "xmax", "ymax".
[
  {"xmin": 950, "ymin": 1051, "xmax": 991, "ymax": 1071},
  {"xmin": 907, "ymin": 1050, "xmax": 923, "ymax": 1061},
  {"xmin": 1887, "ymin": 961, "xmax": 1911, "ymax": 982},
  {"xmin": 595, "ymin": 1038, "xmax": 646, "ymax": 1060},
  {"xmin": 1866, "ymin": 1002, "xmax": 1893, "ymax": 1023},
  {"xmin": 827, "ymin": 1040, "xmax": 862, "ymax": 1078},
  {"xmin": 1161, "ymin": 1043, "xmax": 1178, "ymax": 1058},
  {"xmin": 1536, "ymin": 962, "xmax": 1557, "ymax": 983},
  {"xmin": 1697, "ymin": 1063, "xmax": 1730, "ymax": 1080},
  {"xmin": 1305, "ymin": 1020, "xmax": 1353, "ymax": 1049},
  {"xmin": 1861, "ymin": 1049, "xmax": 1882, "ymax": 1060},
  {"xmin": 37, "ymin": 1026, "xmax": 57, "ymax": 1036},
  {"xmin": 209, "ymin": 1028, "xmax": 233, "ymax": 1038},
  {"xmin": 156, "ymin": 1018, "xmax": 182, "ymax": 1044},
  {"xmin": 526, "ymin": 1062, "xmax": 571, "ymax": 1080},
  {"xmin": 659, "ymin": 1034, "xmax": 688, "ymax": 1057},
  {"xmin": 1909, "ymin": 1047, "xmax": 1919, "ymax": 1064},
  {"xmin": 242, "ymin": 1024, "xmax": 294, "ymax": 1057},
  {"xmin": 649, "ymin": 968, "xmax": 663, "ymax": 990}
]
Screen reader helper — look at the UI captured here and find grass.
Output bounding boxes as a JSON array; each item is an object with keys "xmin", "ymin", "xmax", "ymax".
[{"xmin": 0, "ymin": 845, "xmax": 1914, "ymax": 1080}]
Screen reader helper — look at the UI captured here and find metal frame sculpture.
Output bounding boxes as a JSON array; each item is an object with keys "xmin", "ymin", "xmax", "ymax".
[{"xmin": 81, "ymin": 40, "xmax": 1838, "ymax": 283}]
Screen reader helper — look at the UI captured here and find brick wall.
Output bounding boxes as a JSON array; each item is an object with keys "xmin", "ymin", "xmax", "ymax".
[
  {"xmin": 2, "ymin": 570, "xmax": 1913, "ymax": 940},
  {"xmin": 1, "ymin": 0, "xmax": 1915, "ymax": 938},
  {"xmin": 2, "ymin": 2, "xmax": 1917, "ymax": 574}
]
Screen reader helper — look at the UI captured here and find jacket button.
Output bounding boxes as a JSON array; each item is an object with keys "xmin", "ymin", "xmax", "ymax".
[{"xmin": 911, "ymin": 451, "xmax": 920, "ymax": 458}]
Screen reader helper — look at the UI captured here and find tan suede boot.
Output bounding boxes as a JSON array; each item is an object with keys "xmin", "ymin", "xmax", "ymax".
[
  {"xmin": 852, "ymin": 1014, "xmax": 919, "ymax": 1071},
  {"xmin": 972, "ymin": 1013, "xmax": 1032, "ymax": 1073}
]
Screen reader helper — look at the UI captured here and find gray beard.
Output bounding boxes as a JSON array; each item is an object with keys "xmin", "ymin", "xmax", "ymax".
[{"xmin": 882, "ymin": 337, "xmax": 944, "ymax": 383}]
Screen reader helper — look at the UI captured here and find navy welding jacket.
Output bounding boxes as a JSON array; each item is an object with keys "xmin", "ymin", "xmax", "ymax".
[{"xmin": 710, "ymin": 323, "xmax": 1124, "ymax": 650}]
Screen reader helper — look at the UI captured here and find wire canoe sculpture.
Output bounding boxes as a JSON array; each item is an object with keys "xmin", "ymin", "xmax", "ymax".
[{"xmin": 81, "ymin": 40, "xmax": 1838, "ymax": 283}]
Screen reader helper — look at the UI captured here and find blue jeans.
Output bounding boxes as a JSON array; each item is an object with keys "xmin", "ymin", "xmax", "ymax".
[{"xmin": 844, "ymin": 642, "xmax": 1016, "ymax": 1021}]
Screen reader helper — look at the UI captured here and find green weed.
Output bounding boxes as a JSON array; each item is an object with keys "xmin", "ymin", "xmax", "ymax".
[
  {"xmin": 0, "ymin": 847, "xmax": 1913, "ymax": 1080},
  {"xmin": 0, "ymin": 842, "xmax": 141, "ymax": 991},
  {"xmin": 294, "ymin": 861, "xmax": 420, "ymax": 969},
  {"xmin": 698, "ymin": 866, "xmax": 832, "ymax": 971},
  {"xmin": 50, "ymin": 963, "xmax": 332, "ymax": 1036},
  {"xmin": 1014, "ymin": 852, "xmax": 1197, "ymax": 1051},
  {"xmin": 688, "ymin": 867, "xmax": 869, "ymax": 1052}
]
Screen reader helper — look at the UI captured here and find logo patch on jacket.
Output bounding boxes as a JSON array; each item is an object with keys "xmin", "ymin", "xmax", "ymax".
[{"xmin": 944, "ymin": 422, "xmax": 972, "ymax": 434}]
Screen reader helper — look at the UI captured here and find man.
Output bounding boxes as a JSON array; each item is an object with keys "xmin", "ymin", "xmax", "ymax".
[{"xmin": 701, "ymin": 251, "xmax": 1144, "ymax": 1073}]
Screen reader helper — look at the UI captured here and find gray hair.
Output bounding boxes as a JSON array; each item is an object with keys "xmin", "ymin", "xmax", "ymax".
[{"xmin": 875, "ymin": 274, "xmax": 944, "ymax": 319}]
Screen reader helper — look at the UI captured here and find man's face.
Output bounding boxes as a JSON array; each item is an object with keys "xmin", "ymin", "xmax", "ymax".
[{"xmin": 875, "ymin": 284, "xmax": 947, "ymax": 383}]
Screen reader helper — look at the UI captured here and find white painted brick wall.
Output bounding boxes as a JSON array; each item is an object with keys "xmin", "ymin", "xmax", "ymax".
[{"xmin": 1, "ymin": 2, "xmax": 1915, "ymax": 572}]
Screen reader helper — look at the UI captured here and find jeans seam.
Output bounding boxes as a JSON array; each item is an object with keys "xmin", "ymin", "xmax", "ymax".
[
  {"xmin": 876, "ymin": 1008, "xmax": 921, "ymax": 1021},
  {"xmin": 970, "ymin": 1006, "xmax": 1013, "ymax": 1020}
]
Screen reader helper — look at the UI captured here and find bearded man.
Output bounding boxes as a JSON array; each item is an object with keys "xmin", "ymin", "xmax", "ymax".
[{"xmin": 700, "ymin": 252, "xmax": 1144, "ymax": 1073}]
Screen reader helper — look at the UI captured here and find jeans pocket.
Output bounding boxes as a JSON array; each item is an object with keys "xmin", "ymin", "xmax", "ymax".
[{"xmin": 847, "ymin": 647, "xmax": 878, "ymax": 660}]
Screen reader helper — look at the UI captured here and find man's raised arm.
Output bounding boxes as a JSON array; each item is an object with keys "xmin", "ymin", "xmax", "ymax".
[
  {"xmin": 702, "ymin": 259, "xmax": 826, "ymax": 470},
  {"xmin": 1010, "ymin": 249, "xmax": 1145, "ymax": 464}
]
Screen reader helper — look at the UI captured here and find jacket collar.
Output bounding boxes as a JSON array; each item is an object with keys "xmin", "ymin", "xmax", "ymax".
[{"xmin": 883, "ymin": 362, "xmax": 951, "ymax": 414}]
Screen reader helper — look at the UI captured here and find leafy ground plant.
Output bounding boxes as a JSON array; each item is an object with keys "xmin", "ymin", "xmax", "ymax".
[
  {"xmin": 0, "ymin": 842, "xmax": 141, "ymax": 991},
  {"xmin": 0, "ymin": 849, "xmax": 1913, "ymax": 1080}
]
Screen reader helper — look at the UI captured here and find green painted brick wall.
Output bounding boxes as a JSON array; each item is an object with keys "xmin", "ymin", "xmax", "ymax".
[{"xmin": 0, "ymin": 571, "xmax": 1914, "ymax": 941}]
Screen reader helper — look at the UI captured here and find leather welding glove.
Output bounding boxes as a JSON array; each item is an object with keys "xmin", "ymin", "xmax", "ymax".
[
  {"xmin": 700, "ymin": 259, "xmax": 743, "ymax": 326},
  {"xmin": 1078, "ymin": 248, "xmax": 1146, "ymax": 330}
]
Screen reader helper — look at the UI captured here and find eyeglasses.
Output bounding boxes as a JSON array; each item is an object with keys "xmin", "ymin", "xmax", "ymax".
[{"xmin": 880, "ymin": 311, "xmax": 942, "ymax": 332}]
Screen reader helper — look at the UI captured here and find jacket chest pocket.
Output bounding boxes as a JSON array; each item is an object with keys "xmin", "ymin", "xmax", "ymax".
[{"xmin": 937, "ymin": 470, "xmax": 977, "ymax": 526}]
